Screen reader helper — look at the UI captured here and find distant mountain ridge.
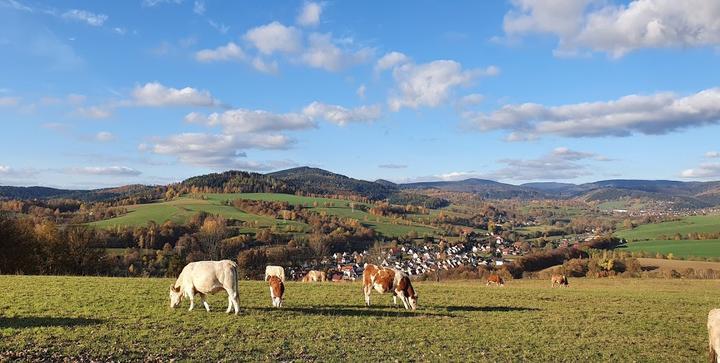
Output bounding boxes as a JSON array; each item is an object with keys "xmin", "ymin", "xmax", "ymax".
[{"xmin": 2, "ymin": 167, "xmax": 720, "ymax": 208}]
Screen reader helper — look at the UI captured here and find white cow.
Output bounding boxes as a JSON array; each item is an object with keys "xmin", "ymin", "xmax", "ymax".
[
  {"xmin": 710, "ymin": 309, "xmax": 720, "ymax": 362},
  {"xmin": 265, "ymin": 265, "xmax": 285, "ymax": 282},
  {"xmin": 169, "ymin": 260, "xmax": 240, "ymax": 315}
]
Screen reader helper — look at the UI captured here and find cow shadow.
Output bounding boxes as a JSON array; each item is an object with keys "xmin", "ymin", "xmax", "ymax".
[
  {"xmin": 247, "ymin": 306, "xmax": 452, "ymax": 318},
  {"xmin": 0, "ymin": 316, "xmax": 104, "ymax": 329},
  {"xmin": 444, "ymin": 305, "xmax": 541, "ymax": 313}
]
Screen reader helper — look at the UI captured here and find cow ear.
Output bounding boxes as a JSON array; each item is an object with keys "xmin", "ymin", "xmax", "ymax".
[{"xmin": 171, "ymin": 285, "xmax": 180, "ymax": 293}]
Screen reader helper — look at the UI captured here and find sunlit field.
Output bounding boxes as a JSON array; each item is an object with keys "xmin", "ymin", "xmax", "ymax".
[{"xmin": 1, "ymin": 276, "xmax": 717, "ymax": 361}]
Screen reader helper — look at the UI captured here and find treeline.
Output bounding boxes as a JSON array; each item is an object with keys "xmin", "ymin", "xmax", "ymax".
[{"xmin": 503, "ymin": 236, "xmax": 623, "ymax": 278}]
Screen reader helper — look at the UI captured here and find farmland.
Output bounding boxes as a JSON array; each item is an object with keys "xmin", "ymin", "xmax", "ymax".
[
  {"xmin": 620, "ymin": 239, "xmax": 720, "ymax": 259},
  {"xmin": 615, "ymin": 214, "xmax": 720, "ymax": 241},
  {"xmin": 90, "ymin": 193, "xmax": 438, "ymax": 238},
  {"xmin": 1, "ymin": 275, "xmax": 717, "ymax": 361}
]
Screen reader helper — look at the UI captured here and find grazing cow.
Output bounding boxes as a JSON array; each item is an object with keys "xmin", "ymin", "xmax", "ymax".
[
  {"xmin": 265, "ymin": 265, "xmax": 285, "ymax": 282},
  {"xmin": 709, "ymin": 309, "xmax": 720, "ymax": 363},
  {"xmin": 551, "ymin": 274, "xmax": 569, "ymax": 287},
  {"xmin": 268, "ymin": 276, "xmax": 284, "ymax": 308},
  {"xmin": 486, "ymin": 274, "xmax": 504, "ymax": 287},
  {"xmin": 169, "ymin": 260, "xmax": 240, "ymax": 315},
  {"xmin": 301, "ymin": 270, "xmax": 327, "ymax": 282},
  {"xmin": 362, "ymin": 264, "xmax": 418, "ymax": 310}
]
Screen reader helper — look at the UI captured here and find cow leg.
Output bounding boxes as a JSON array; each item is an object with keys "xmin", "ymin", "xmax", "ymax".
[
  {"xmin": 199, "ymin": 294, "xmax": 210, "ymax": 312},
  {"xmin": 363, "ymin": 285, "xmax": 371, "ymax": 307},
  {"xmin": 226, "ymin": 293, "xmax": 233, "ymax": 314},
  {"xmin": 188, "ymin": 294, "xmax": 195, "ymax": 311},
  {"xmin": 393, "ymin": 294, "xmax": 398, "ymax": 306},
  {"xmin": 396, "ymin": 290, "xmax": 410, "ymax": 310}
]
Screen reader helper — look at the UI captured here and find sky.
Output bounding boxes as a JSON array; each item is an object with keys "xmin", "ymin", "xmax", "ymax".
[{"xmin": 1, "ymin": 0, "xmax": 720, "ymax": 189}]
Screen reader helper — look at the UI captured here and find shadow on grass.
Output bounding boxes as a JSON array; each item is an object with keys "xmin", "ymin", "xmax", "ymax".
[
  {"xmin": 0, "ymin": 316, "xmax": 103, "ymax": 329},
  {"xmin": 444, "ymin": 306, "xmax": 541, "ymax": 313},
  {"xmin": 247, "ymin": 306, "xmax": 452, "ymax": 318}
]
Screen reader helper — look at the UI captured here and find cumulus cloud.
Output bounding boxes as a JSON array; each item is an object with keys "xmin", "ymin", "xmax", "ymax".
[
  {"xmin": 244, "ymin": 21, "xmax": 302, "ymax": 55},
  {"xmin": 375, "ymin": 51, "xmax": 410, "ymax": 72},
  {"xmin": 148, "ymin": 132, "xmax": 294, "ymax": 169},
  {"xmin": 457, "ymin": 93, "xmax": 485, "ymax": 108},
  {"xmin": 297, "ymin": 1, "xmax": 322, "ymax": 27},
  {"xmin": 302, "ymin": 101, "xmax": 382, "ymax": 126},
  {"xmin": 186, "ymin": 109, "xmax": 316, "ymax": 133},
  {"xmin": 706, "ymin": 151, "xmax": 720, "ymax": 158},
  {"xmin": 388, "ymin": 60, "xmax": 498, "ymax": 111},
  {"xmin": 484, "ymin": 147, "xmax": 609, "ymax": 181},
  {"xmin": 464, "ymin": 87, "xmax": 720, "ymax": 139},
  {"xmin": 71, "ymin": 166, "xmax": 141, "ymax": 176},
  {"xmin": 300, "ymin": 33, "xmax": 373, "ymax": 72},
  {"xmin": 131, "ymin": 82, "xmax": 221, "ymax": 107},
  {"xmin": 0, "ymin": 96, "xmax": 20, "ymax": 106},
  {"xmin": 681, "ymin": 163, "xmax": 720, "ymax": 179},
  {"xmin": 76, "ymin": 106, "xmax": 112, "ymax": 119},
  {"xmin": 62, "ymin": 9, "xmax": 108, "ymax": 26},
  {"xmin": 504, "ymin": 0, "xmax": 720, "ymax": 58},
  {"xmin": 195, "ymin": 42, "xmax": 246, "ymax": 62},
  {"xmin": 95, "ymin": 131, "xmax": 115, "ymax": 142}
]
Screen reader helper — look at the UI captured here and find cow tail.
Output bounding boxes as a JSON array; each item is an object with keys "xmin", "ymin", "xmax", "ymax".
[{"xmin": 710, "ymin": 343, "xmax": 717, "ymax": 363}]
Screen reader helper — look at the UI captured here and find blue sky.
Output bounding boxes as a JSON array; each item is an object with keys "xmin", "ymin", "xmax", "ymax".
[{"xmin": 1, "ymin": 0, "xmax": 720, "ymax": 188}]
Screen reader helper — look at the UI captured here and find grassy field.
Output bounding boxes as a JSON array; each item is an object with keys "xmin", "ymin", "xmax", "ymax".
[
  {"xmin": 91, "ymin": 193, "xmax": 438, "ymax": 238},
  {"xmin": 1, "ymin": 276, "xmax": 718, "ymax": 361},
  {"xmin": 616, "ymin": 214, "xmax": 720, "ymax": 241},
  {"xmin": 620, "ymin": 239, "xmax": 720, "ymax": 258},
  {"xmin": 89, "ymin": 197, "xmax": 306, "ymax": 231}
]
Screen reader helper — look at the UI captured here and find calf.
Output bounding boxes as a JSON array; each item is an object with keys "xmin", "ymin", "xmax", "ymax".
[
  {"xmin": 265, "ymin": 265, "xmax": 285, "ymax": 282},
  {"xmin": 169, "ymin": 260, "xmax": 240, "ymax": 315},
  {"xmin": 551, "ymin": 274, "xmax": 569, "ymax": 287},
  {"xmin": 486, "ymin": 274, "xmax": 504, "ymax": 287},
  {"xmin": 362, "ymin": 264, "xmax": 418, "ymax": 310},
  {"xmin": 302, "ymin": 270, "xmax": 327, "ymax": 282},
  {"xmin": 268, "ymin": 276, "xmax": 284, "ymax": 308}
]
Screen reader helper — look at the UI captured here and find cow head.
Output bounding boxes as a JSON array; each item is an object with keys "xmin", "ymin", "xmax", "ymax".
[
  {"xmin": 169, "ymin": 285, "xmax": 182, "ymax": 308},
  {"xmin": 409, "ymin": 293, "xmax": 418, "ymax": 310}
]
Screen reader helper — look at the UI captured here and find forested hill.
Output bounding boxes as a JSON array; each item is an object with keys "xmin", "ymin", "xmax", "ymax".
[{"xmin": 267, "ymin": 167, "xmax": 395, "ymax": 200}]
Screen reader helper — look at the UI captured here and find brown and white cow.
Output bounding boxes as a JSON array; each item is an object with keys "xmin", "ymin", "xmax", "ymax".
[
  {"xmin": 169, "ymin": 260, "xmax": 240, "ymax": 315},
  {"xmin": 264, "ymin": 265, "xmax": 285, "ymax": 282},
  {"xmin": 486, "ymin": 274, "xmax": 504, "ymax": 287},
  {"xmin": 301, "ymin": 270, "xmax": 327, "ymax": 283},
  {"xmin": 268, "ymin": 275, "xmax": 284, "ymax": 308},
  {"xmin": 362, "ymin": 264, "xmax": 417, "ymax": 310},
  {"xmin": 551, "ymin": 274, "xmax": 569, "ymax": 287}
]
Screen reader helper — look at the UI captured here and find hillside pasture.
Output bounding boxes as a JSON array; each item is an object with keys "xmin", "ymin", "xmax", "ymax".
[
  {"xmin": 616, "ymin": 214, "xmax": 720, "ymax": 241},
  {"xmin": 0, "ymin": 275, "xmax": 717, "ymax": 361},
  {"xmin": 619, "ymin": 239, "xmax": 720, "ymax": 259}
]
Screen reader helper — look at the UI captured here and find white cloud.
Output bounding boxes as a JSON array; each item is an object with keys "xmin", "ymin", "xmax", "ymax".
[
  {"xmin": 148, "ymin": 132, "xmax": 294, "ymax": 169},
  {"xmin": 705, "ymin": 151, "xmax": 720, "ymax": 158},
  {"xmin": 71, "ymin": 166, "xmax": 141, "ymax": 176},
  {"xmin": 388, "ymin": 60, "xmax": 498, "ymax": 111},
  {"xmin": 142, "ymin": 0, "xmax": 182, "ymax": 7},
  {"xmin": 250, "ymin": 57, "xmax": 279, "ymax": 74},
  {"xmin": 300, "ymin": 32, "xmax": 373, "ymax": 72},
  {"xmin": 67, "ymin": 93, "xmax": 86, "ymax": 105},
  {"xmin": 131, "ymin": 82, "xmax": 221, "ymax": 107},
  {"xmin": 195, "ymin": 42, "xmax": 246, "ymax": 62},
  {"xmin": 681, "ymin": 163, "xmax": 720, "ymax": 179},
  {"xmin": 0, "ymin": 96, "xmax": 20, "ymax": 106},
  {"xmin": 378, "ymin": 164, "xmax": 407, "ymax": 169},
  {"xmin": 113, "ymin": 27, "xmax": 127, "ymax": 35},
  {"xmin": 356, "ymin": 84, "xmax": 366, "ymax": 99},
  {"xmin": 457, "ymin": 93, "xmax": 485, "ymax": 108},
  {"xmin": 244, "ymin": 21, "xmax": 302, "ymax": 55},
  {"xmin": 76, "ymin": 106, "xmax": 112, "ymax": 119},
  {"xmin": 187, "ymin": 108, "xmax": 316, "ymax": 133},
  {"xmin": 208, "ymin": 20, "xmax": 229, "ymax": 34},
  {"xmin": 62, "ymin": 9, "xmax": 108, "ymax": 27},
  {"xmin": 297, "ymin": 1, "xmax": 322, "ymax": 27},
  {"xmin": 464, "ymin": 87, "xmax": 720, "ymax": 139},
  {"xmin": 375, "ymin": 51, "xmax": 410, "ymax": 72},
  {"xmin": 95, "ymin": 131, "xmax": 115, "ymax": 142},
  {"xmin": 302, "ymin": 101, "xmax": 382, "ymax": 126},
  {"xmin": 504, "ymin": 0, "xmax": 720, "ymax": 58},
  {"xmin": 193, "ymin": 0, "xmax": 205, "ymax": 15}
]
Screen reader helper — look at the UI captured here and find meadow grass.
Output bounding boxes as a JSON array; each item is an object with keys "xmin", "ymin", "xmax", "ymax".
[
  {"xmin": 0, "ymin": 275, "xmax": 717, "ymax": 361},
  {"xmin": 620, "ymin": 239, "xmax": 720, "ymax": 258},
  {"xmin": 616, "ymin": 214, "xmax": 720, "ymax": 241}
]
